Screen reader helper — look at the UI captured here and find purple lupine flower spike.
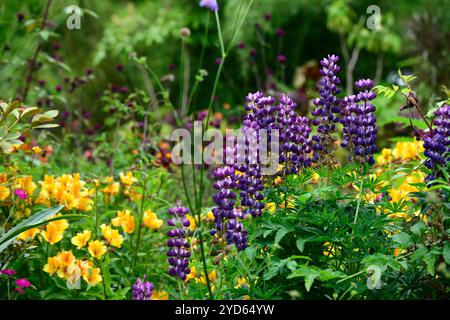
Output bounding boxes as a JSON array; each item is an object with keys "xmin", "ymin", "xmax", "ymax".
[
  {"xmin": 423, "ymin": 104, "xmax": 450, "ymax": 182},
  {"xmin": 211, "ymin": 166, "xmax": 247, "ymax": 250},
  {"xmin": 132, "ymin": 276, "xmax": 154, "ymax": 300},
  {"xmin": 167, "ymin": 203, "xmax": 191, "ymax": 280},
  {"xmin": 341, "ymin": 79, "xmax": 377, "ymax": 164},
  {"xmin": 277, "ymin": 94, "xmax": 312, "ymax": 174},
  {"xmin": 311, "ymin": 54, "xmax": 342, "ymax": 167}
]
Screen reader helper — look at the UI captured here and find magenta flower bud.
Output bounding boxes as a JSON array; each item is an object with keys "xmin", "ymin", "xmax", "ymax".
[
  {"xmin": 0, "ymin": 269, "xmax": 16, "ymax": 276},
  {"xmin": 15, "ymin": 278, "xmax": 30, "ymax": 288},
  {"xmin": 278, "ymin": 54, "xmax": 287, "ymax": 64},
  {"xmin": 15, "ymin": 189, "xmax": 27, "ymax": 200},
  {"xmin": 276, "ymin": 28, "xmax": 285, "ymax": 37}
]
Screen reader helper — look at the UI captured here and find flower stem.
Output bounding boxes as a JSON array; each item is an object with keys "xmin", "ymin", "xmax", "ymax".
[
  {"xmin": 353, "ymin": 177, "xmax": 364, "ymax": 225},
  {"xmin": 131, "ymin": 180, "xmax": 147, "ymax": 274}
]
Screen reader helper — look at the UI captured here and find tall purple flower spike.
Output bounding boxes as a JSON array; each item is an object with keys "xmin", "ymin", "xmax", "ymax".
[
  {"xmin": 341, "ymin": 79, "xmax": 377, "ymax": 165},
  {"xmin": 424, "ymin": 104, "xmax": 450, "ymax": 182},
  {"xmin": 311, "ymin": 54, "xmax": 342, "ymax": 167},
  {"xmin": 211, "ymin": 92, "xmax": 313, "ymax": 250},
  {"xmin": 167, "ymin": 204, "xmax": 191, "ymax": 280},
  {"xmin": 132, "ymin": 276, "xmax": 154, "ymax": 300}
]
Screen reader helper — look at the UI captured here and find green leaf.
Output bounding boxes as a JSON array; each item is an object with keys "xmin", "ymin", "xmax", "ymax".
[
  {"xmin": 392, "ymin": 232, "xmax": 412, "ymax": 248},
  {"xmin": 0, "ymin": 205, "xmax": 64, "ymax": 252},
  {"xmin": 274, "ymin": 227, "xmax": 292, "ymax": 246},
  {"xmin": 423, "ymin": 253, "xmax": 436, "ymax": 276},
  {"xmin": 263, "ymin": 266, "xmax": 280, "ymax": 281},
  {"xmin": 443, "ymin": 244, "xmax": 450, "ymax": 265},
  {"xmin": 245, "ymin": 246, "xmax": 256, "ymax": 261},
  {"xmin": 288, "ymin": 265, "xmax": 344, "ymax": 292},
  {"xmin": 0, "ymin": 207, "xmax": 90, "ymax": 253},
  {"xmin": 410, "ymin": 221, "xmax": 426, "ymax": 235},
  {"xmin": 33, "ymin": 124, "xmax": 59, "ymax": 129}
]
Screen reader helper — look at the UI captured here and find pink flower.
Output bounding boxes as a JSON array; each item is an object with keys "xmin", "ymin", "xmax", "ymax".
[
  {"xmin": 15, "ymin": 278, "xmax": 31, "ymax": 288},
  {"xmin": 0, "ymin": 269, "xmax": 16, "ymax": 276},
  {"xmin": 15, "ymin": 189, "xmax": 27, "ymax": 200}
]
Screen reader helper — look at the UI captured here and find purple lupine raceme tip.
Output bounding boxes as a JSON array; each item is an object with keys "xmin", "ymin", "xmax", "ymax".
[
  {"xmin": 15, "ymin": 189, "xmax": 27, "ymax": 200},
  {"xmin": 423, "ymin": 104, "xmax": 450, "ymax": 182},
  {"xmin": 167, "ymin": 203, "xmax": 191, "ymax": 280},
  {"xmin": 132, "ymin": 276, "xmax": 154, "ymax": 300},
  {"xmin": 341, "ymin": 79, "xmax": 377, "ymax": 165},
  {"xmin": 199, "ymin": 0, "xmax": 219, "ymax": 11},
  {"xmin": 311, "ymin": 54, "xmax": 342, "ymax": 167}
]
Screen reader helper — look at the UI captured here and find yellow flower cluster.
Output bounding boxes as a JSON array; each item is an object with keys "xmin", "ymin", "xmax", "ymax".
[
  {"xmin": 385, "ymin": 171, "xmax": 427, "ymax": 221},
  {"xmin": 100, "ymin": 176, "xmax": 120, "ymax": 201},
  {"xmin": 71, "ymin": 230, "xmax": 92, "ymax": 249},
  {"xmin": 43, "ymin": 250, "xmax": 102, "ymax": 286},
  {"xmin": 35, "ymin": 174, "xmax": 94, "ymax": 211},
  {"xmin": 185, "ymin": 266, "xmax": 218, "ymax": 289},
  {"xmin": 376, "ymin": 139, "xmax": 424, "ymax": 165},
  {"xmin": 41, "ymin": 216, "xmax": 70, "ymax": 244},
  {"xmin": 185, "ymin": 211, "xmax": 215, "ymax": 231},
  {"xmin": 112, "ymin": 209, "xmax": 135, "ymax": 233},
  {"xmin": 143, "ymin": 209, "xmax": 163, "ymax": 229},
  {"xmin": 87, "ymin": 240, "xmax": 107, "ymax": 259},
  {"xmin": 0, "ymin": 173, "xmax": 10, "ymax": 201},
  {"xmin": 119, "ymin": 171, "xmax": 142, "ymax": 202},
  {"xmin": 152, "ymin": 290, "xmax": 169, "ymax": 300},
  {"xmin": 100, "ymin": 224, "xmax": 124, "ymax": 248}
]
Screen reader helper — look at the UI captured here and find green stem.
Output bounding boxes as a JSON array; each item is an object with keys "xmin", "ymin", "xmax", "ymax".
[
  {"xmin": 215, "ymin": 11, "xmax": 225, "ymax": 57},
  {"xmin": 353, "ymin": 177, "xmax": 364, "ymax": 225},
  {"xmin": 131, "ymin": 181, "xmax": 147, "ymax": 274},
  {"xmin": 100, "ymin": 264, "xmax": 108, "ymax": 300},
  {"xmin": 7, "ymin": 278, "xmax": 10, "ymax": 300}
]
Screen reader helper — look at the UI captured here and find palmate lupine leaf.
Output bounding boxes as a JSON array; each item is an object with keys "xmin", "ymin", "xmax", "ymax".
[{"xmin": 0, "ymin": 205, "xmax": 91, "ymax": 253}]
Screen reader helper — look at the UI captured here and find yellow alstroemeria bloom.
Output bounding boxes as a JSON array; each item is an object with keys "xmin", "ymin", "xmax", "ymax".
[
  {"xmin": 392, "ymin": 140, "xmax": 424, "ymax": 162},
  {"xmin": 71, "ymin": 230, "xmax": 92, "ymax": 249},
  {"xmin": 323, "ymin": 242, "xmax": 337, "ymax": 257},
  {"xmin": 43, "ymin": 256, "xmax": 61, "ymax": 275},
  {"xmin": 376, "ymin": 148, "xmax": 393, "ymax": 166},
  {"xmin": 152, "ymin": 290, "xmax": 169, "ymax": 300},
  {"xmin": 100, "ymin": 224, "xmax": 124, "ymax": 248},
  {"xmin": 17, "ymin": 227, "xmax": 39, "ymax": 241},
  {"xmin": 119, "ymin": 171, "xmax": 137, "ymax": 185},
  {"xmin": 197, "ymin": 270, "xmax": 218, "ymax": 285},
  {"xmin": 41, "ymin": 223, "xmax": 65, "ymax": 244},
  {"xmin": 185, "ymin": 266, "xmax": 198, "ymax": 282},
  {"xmin": 35, "ymin": 174, "xmax": 94, "ymax": 211},
  {"xmin": 265, "ymin": 202, "xmax": 277, "ymax": 214},
  {"xmin": 235, "ymin": 277, "xmax": 250, "ymax": 289},
  {"xmin": 87, "ymin": 240, "xmax": 107, "ymax": 259},
  {"xmin": 101, "ymin": 182, "xmax": 120, "ymax": 196},
  {"xmin": 185, "ymin": 214, "xmax": 198, "ymax": 232},
  {"xmin": 55, "ymin": 251, "xmax": 77, "ymax": 279},
  {"xmin": 83, "ymin": 267, "xmax": 102, "ymax": 286},
  {"xmin": 14, "ymin": 175, "xmax": 37, "ymax": 197},
  {"xmin": 206, "ymin": 210, "xmax": 214, "ymax": 221},
  {"xmin": 143, "ymin": 209, "xmax": 163, "ymax": 229},
  {"xmin": 0, "ymin": 186, "xmax": 10, "ymax": 201},
  {"xmin": 32, "ymin": 146, "xmax": 42, "ymax": 154},
  {"xmin": 112, "ymin": 209, "xmax": 135, "ymax": 234},
  {"xmin": 0, "ymin": 174, "xmax": 10, "ymax": 201}
]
